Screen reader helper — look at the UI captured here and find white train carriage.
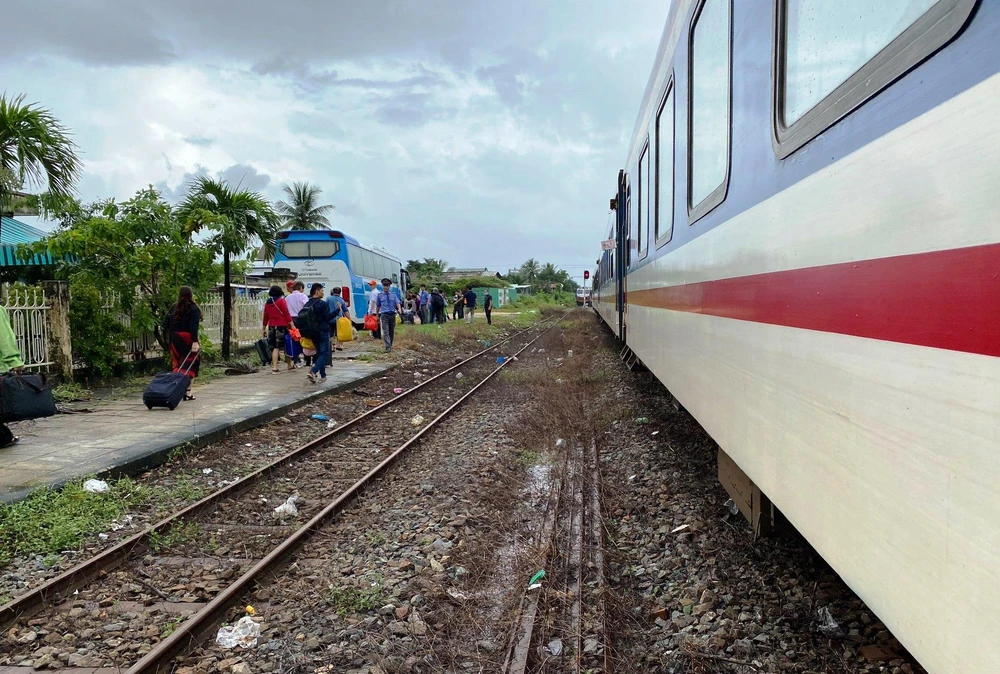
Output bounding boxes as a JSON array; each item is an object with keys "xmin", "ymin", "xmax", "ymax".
[{"xmin": 595, "ymin": 1, "xmax": 999, "ymax": 672}]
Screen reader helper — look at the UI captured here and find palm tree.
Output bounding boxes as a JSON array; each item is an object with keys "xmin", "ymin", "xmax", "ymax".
[
  {"xmin": 520, "ymin": 258, "xmax": 541, "ymax": 285},
  {"xmin": 0, "ymin": 94, "xmax": 80, "ymax": 225},
  {"xmin": 275, "ymin": 182, "xmax": 334, "ymax": 230},
  {"xmin": 177, "ymin": 176, "xmax": 281, "ymax": 359}
]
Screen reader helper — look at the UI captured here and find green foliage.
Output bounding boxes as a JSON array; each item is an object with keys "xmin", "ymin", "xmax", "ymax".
[
  {"xmin": 52, "ymin": 381, "xmax": 92, "ymax": 402},
  {"xmin": 0, "ymin": 94, "xmax": 80, "ymax": 214},
  {"xmin": 0, "ymin": 477, "xmax": 152, "ymax": 563},
  {"xmin": 68, "ymin": 277, "xmax": 129, "ymax": 378},
  {"xmin": 276, "ymin": 182, "xmax": 334, "ymax": 230},
  {"xmin": 405, "ymin": 258, "xmax": 448, "ymax": 284},
  {"xmin": 325, "ymin": 583, "xmax": 385, "ymax": 616},
  {"xmin": 147, "ymin": 521, "xmax": 202, "ymax": 552},
  {"xmin": 439, "ymin": 276, "xmax": 508, "ymax": 296},
  {"xmin": 19, "ymin": 187, "xmax": 221, "ymax": 352},
  {"xmin": 177, "ymin": 176, "xmax": 281, "ymax": 261}
]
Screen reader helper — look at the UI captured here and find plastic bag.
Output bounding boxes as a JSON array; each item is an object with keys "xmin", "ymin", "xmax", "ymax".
[
  {"xmin": 216, "ymin": 616, "xmax": 260, "ymax": 649},
  {"xmin": 273, "ymin": 495, "xmax": 299, "ymax": 517},
  {"xmin": 83, "ymin": 479, "xmax": 109, "ymax": 494}
]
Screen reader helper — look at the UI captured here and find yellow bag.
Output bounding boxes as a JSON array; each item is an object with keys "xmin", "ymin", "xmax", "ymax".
[
  {"xmin": 336, "ymin": 317, "xmax": 353, "ymax": 343},
  {"xmin": 396, "ymin": 314, "xmax": 402, "ymax": 325},
  {"xmin": 300, "ymin": 337, "xmax": 315, "ymax": 350}
]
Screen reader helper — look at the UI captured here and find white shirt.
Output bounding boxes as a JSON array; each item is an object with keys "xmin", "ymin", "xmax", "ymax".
[
  {"xmin": 285, "ymin": 290, "xmax": 307, "ymax": 317},
  {"xmin": 368, "ymin": 287, "xmax": 380, "ymax": 314}
]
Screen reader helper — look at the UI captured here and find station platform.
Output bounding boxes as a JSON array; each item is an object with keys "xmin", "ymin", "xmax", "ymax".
[{"xmin": 0, "ymin": 360, "xmax": 392, "ymax": 503}]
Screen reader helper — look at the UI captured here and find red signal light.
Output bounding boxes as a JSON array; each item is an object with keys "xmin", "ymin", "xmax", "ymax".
[{"xmin": 584, "ymin": 270, "xmax": 590, "ymax": 280}]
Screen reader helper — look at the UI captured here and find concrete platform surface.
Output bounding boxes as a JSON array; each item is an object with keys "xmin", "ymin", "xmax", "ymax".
[{"xmin": 0, "ymin": 361, "xmax": 392, "ymax": 503}]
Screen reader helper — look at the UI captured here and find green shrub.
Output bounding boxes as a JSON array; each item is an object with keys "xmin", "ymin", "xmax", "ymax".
[{"xmin": 68, "ymin": 278, "xmax": 129, "ymax": 379}]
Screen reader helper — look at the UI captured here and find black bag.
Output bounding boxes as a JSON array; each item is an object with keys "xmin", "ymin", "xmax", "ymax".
[
  {"xmin": 143, "ymin": 352, "xmax": 197, "ymax": 411},
  {"xmin": 0, "ymin": 371, "xmax": 57, "ymax": 422},
  {"xmin": 295, "ymin": 300, "xmax": 321, "ymax": 339},
  {"xmin": 255, "ymin": 338, "xmax": 270, "ymax": 366}
]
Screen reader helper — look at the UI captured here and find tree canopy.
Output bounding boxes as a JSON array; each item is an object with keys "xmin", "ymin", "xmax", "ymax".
[{"xmin": 275, "ymin": 181, "xmax": 335, "ymax": 231}]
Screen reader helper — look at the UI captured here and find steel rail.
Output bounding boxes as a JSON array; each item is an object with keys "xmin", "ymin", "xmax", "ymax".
[
  {"xmin": 128, "ymin": 318, "xmax": 561, "ymax": 673},
  {"xmin": 0, "ymin": 318, "xmax": 556, "ymax": 630},
  {"xmin": 588, "ymin": 439, "xmax": 613, "ymax": 674}
]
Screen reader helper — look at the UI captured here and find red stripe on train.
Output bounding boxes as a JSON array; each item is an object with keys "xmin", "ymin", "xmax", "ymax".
[{"xmin": 628, "ymin": 243, "xmax": 1000, "ymax": 357}]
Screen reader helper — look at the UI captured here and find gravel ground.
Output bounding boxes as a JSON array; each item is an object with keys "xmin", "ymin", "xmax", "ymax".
[{"xmin": 0, "ymin": 319, "xmax": 537, "ymax": 608}]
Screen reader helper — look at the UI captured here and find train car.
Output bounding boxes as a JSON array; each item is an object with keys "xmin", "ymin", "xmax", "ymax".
[
  {"xmin": 272, "ymin": 230, "xmax": 408, "ymax": 325},
  {"xmin": 596, "ymin": 1, "xmax": 999, "ymax": 672}
]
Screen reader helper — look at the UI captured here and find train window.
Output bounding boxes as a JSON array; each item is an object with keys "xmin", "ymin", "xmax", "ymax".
[
  {"xmin": 688, "ymin": 0, "xmax": 731, "ymax": 222},
  {"xmin": 656, "ymin": 82, "xmax": 675, "ymax": 246},
  {"xmin": 774, "ymin": 0, "xmax": 977, "ymax": 158},
  {"xmin": 638, "ymin": 144, "xmax": 649, "ymax": 259}
]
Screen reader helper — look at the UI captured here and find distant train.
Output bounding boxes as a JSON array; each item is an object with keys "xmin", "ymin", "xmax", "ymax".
[
  {"xmin": 272, "ymin": 230, "xmax": 407, "ymax": 325},
  {"xmin": 593, "ymin": 2, "xmax": 997, "ymax": 672}
]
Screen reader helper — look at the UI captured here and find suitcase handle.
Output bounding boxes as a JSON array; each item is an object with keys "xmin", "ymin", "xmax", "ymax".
[{"xmin": 177, "ymin": 350, "xmax": 200, "ymax": 375}]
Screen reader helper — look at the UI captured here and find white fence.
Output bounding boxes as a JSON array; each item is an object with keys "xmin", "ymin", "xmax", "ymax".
[
  {"xmin": 1, "ymin": 285, "xmax": 53, "ymax": 369},
  {"xmin": 201, "ymin": 295, "xmax": 267, "ymax": 348}
]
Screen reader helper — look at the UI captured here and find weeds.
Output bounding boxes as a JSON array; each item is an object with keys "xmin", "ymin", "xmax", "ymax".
[
  {"xmin": 52, "ymin": 382, "xmax": 92, "ymax": 402},
  {"xmin": 325, "ymin": 582, "xmax": 385, "ymax": 616},
  {"xmin": 147, "ymin": 521, "xmax": 203, "ymax": 552},
  {"xmin": 517, "ymin": 449, "xmax": 541, "ymax": 466},
  {"xmin": 163, "ymin": 474, "xmax": 205, "ymax": 502},
  {"xmin": 0, "ymin": 477, "xmax": 153, "ymax": 564}
]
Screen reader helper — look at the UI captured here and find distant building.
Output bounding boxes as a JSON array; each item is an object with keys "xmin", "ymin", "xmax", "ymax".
[{"xmin": 439, "ymin": 267, "xmax": 503, "ymax": 283}]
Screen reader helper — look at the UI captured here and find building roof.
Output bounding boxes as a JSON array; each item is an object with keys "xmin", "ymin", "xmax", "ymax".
[
  {"xmin": 1, "ymin": 217, "xmax": 49, "ymax": 245},
  {"xmin": 0, "ymin": 217, "xmax": 59, "ymax": 267}
]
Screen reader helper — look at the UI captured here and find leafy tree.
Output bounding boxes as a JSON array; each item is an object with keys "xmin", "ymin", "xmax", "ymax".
[
  {"xmin": 0, "ymin": 94, "xmax": 80, "ymax": 219},
  {"xmin": 405, "ymin": 258, "xmax": 449, "ymax": 283},
  {"xmin": 177, "ymin": 176, "xmax": 280, "ymax": 359},
  {"xmin": 19, "ymin": 187, "xmax": 220, "ymax": 360},
  {"xmin": 520, "ymin": 258, "xmax": 541, "ymax": 285},
  {"xmin": 275, "ymin": 181, "xmax": 335, "ymax": 231}
]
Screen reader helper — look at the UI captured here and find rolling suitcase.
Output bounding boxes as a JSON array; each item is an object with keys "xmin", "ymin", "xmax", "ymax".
[
  {"xmin": 143, "ymin": 352, "xmax": 198, "ymax": 411},
  {"xmin": 255, "ymin": 338, "xmax": 270, "ymax": 366}
]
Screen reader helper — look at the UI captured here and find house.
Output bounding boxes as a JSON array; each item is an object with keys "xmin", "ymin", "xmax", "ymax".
[{"xmin": 439, "ymin": 267, "xmax": 503, "ymax": 283}]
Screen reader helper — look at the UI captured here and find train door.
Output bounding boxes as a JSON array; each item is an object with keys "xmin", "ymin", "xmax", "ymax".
[{"xmin": 615, "ymin": 170, "xmax": 628, "ymax": 341}]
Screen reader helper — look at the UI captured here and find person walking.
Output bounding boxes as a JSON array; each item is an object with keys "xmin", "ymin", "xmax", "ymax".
[
  {"xmin": 262, "ymin": 285, "xmax": 293, "ymax": 373},
  {"xmin": 418, "ymin": 285, "xmax": 430, "ymax": 325},
  {"xmin": 483, "ymin": 291, "xmax": 493, "ymax": 326},
  {"xmin": 285, "ymin": 280, "xmax": 308, "ymax": 367},
  {"xmin": 0, "ymin": 304, "xmax": 23, "ymax": 448},
  {"xmin": 430, "ymin": 288, "xmax": 447, "ymax": 325},
  {"xmin": 367, "ymin": 279, "xmax": 382, "ymax": 340},
  {"xmin": 376, "ymin": 277, "xmax": 402, "ymax": 351},
  {"xmin": 326, "ymin": 286, "xmax": 348, "ymax": 352},
  {"xmin": 452, "ymin": 291, "xmax": 464, "ymax": 321},
  {"xmin": 304, "ymin": 283, "xmax": 332, "ymax": 383},
  {"xmin": 463, "ymin": 286, "xmax": 477, "ymax": 323},
  {"xmin": 165, "ymin": 286, "xmax": 202, "ymax": 400}
]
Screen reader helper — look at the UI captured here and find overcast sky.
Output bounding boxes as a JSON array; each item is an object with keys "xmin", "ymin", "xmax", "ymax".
[{"xmin": 3, "ymin": 0, "xmax": 667, "ymax": 278}]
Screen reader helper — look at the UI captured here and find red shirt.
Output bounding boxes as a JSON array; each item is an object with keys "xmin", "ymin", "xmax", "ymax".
[{"xmin": 262, "ymin": 297, "xmax": 292, "ymax": 328}]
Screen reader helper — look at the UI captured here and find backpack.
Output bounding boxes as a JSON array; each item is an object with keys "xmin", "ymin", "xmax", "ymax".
[
  {"xmin": 296, "ymin": 299, "xmax": 321, "ymax": 338},
  {"xmin": 431, "ymin": 293, "xmax": 445, "ymax": 309}
]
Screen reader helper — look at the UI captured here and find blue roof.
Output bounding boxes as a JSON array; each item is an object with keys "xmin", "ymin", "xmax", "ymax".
[
  {"xmin": 1, "ymin": 217, "xmax": 49, "ymax": 245},
  {"xmin": 0, "ymin": 217, "xmax": 59, "ymax": 267}
]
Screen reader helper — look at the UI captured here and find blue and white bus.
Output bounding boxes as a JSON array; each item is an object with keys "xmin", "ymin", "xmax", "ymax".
[{"xmin": 272, "ymin": 230, "xmax": 408, "ymax": 325}]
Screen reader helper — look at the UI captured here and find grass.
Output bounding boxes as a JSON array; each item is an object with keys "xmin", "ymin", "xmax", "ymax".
[
  {"xmin": 162, "ymin": 474, "xmax": 205, "ymax": 502},
  {"xmin": 52, "ymin": 381, "xmax": 92, "ymax": 402},
  {"xmin": 325, "ymin": 582, "xmax": 385, "ymax": 616},
  {"xmin": 517, "ymin": 449, "xmax": 541, "ymax": 466},
  {"xmin": 147, "ymin": 521, "xmax": 202, "ymax": 552},
  {"xmin": 0, "ymin": 477, "xmax": 153, "ymax": 564}
]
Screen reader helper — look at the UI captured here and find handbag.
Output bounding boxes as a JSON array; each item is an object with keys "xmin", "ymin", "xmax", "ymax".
[{"xmin": 0, "ymin": 371, "xmax": 57, "ymax": 422}]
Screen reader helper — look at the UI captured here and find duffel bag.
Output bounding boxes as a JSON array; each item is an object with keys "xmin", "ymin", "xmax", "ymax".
[{"xmin": 0, "ymin": 371, "xmax": 57, "ymax": 422}]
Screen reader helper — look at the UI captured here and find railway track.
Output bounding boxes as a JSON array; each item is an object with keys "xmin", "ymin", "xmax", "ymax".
[
  {"xmin": 503, "ymin": 439, "xmax": 611, "ymax": 674},
  {"xmin": 0, "ymin": 317, "xmax": 561, "ymax": 673}
]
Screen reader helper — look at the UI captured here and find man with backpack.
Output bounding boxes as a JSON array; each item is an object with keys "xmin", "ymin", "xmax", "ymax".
[
  {"xmin": 297, "ymin": 283, "xmax": 332, "ymax": 383},
  {"xmin": 429, "ymin": 287, "xmax": 447, "ymax": 325}
]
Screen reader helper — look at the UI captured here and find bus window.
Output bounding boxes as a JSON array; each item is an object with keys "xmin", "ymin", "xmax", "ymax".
[
  {"xmin": 279, "ymin": 241, "xmax": 310, "ymax": 258},
  {"xmin": 309, "ymin": 241, "xmax": 340, "ymax": 258},
  {"xmin": 348, "ymin": 244, "xmax": 362, "ymax": 272},
  {"xmin": 360, "ymin": 249, "xmax": 375, "ymax": 278}
]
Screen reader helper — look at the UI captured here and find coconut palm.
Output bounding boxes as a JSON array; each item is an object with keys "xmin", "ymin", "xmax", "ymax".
[
  {"xmin": 275, "ymin": 182, "xmax": 335, "ymax": 230},
  {"xmin": 177, "ymin": 176, "xmax": 281, "ymax": 359},
  {"xmin": 0, "ymin": 94, "xmax": 80, "ymax": 218},
  {"xmin": 520, "ymin": 258, "xmax": 541, "ymax": 285}
]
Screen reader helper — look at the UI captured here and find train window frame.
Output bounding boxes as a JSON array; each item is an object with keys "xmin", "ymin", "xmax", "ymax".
[
  {"xmin": 772, "ymin": 0, "xmax": 977, "ymax": 159},
  {"xmin": 687, "ymin": 0, "xmax": 733, "ymax": 225},
  {"xmin": 638, "ymin": 141, "xmax": 650, "ymax": 261},
  {"xmin": 655, "ymin": 77, "xmax": 676, "ymax": 248}
]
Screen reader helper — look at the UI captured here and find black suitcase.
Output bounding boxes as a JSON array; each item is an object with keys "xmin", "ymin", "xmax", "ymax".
[
  {"xmin": 143, "ymin": 353, "xmax": 198, "ymax": 410},
  {"xmin": 0, "ymin": 372, "xmax": 57, "ymax": 421},
  {"xmin": 255, "ymin": 338, "xmax": 270, "ymax": 366}
]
